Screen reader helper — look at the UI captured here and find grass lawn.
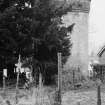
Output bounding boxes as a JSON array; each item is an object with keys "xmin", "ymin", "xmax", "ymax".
[
  {"xmin": 0, "ymin": 84, "xmax": 105, "ymax": 105},
  {"xmin": 62, "ymin": 84, "xmax": 105, "ymax": 105}
]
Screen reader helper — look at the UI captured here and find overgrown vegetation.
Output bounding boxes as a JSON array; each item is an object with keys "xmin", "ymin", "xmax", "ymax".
[{"xmin": 0, "ymin": 0, "xmax": 75, "ymax": 84}]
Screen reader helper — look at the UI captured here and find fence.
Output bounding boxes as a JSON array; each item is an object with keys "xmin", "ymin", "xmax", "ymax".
[
  {"xmin": 0, "ymin": 53, "xmax": 62, "ymax": 105},
  {"xmin": 92, "ymin": 64, "xmax": 105, "ymax": 82}
]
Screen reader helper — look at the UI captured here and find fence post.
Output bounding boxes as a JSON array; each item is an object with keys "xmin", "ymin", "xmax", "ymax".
[
  {"xmin": 73, "ymin": 70, "xmax": 75, "ymax": 84},
  {"xmin": 3, "ymin": 75, "xmax": 6, "ymax": 93},
  {"xmin": 3, "ymin": 69, "xmax": 7, "ymax": 91},
  {"xmin": 57, "ymin": 52, "xmax": 62, "ymax": 105},
  {"xmin": 15, "ymin": 54, "xmax": 21, "ymax": 104},
  {"xmin": 97, "ymin": 79, "xmax": 101, "ymax": 105},
  {"xmin": 2, "ymin": 69, "xmax": 7, "ymax": 97},
  {"xmin": 16, "ymin": 70, "xmax": 20, "ymax": 104},
  {"xmin": 97, "ymin": 85, "xmax": 101, "ymax": 105}
]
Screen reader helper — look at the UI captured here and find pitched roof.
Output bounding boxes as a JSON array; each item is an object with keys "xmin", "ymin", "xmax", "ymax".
[{"xmin": 97, "ymin": 45, "xmax": 105, "ymax": 57}]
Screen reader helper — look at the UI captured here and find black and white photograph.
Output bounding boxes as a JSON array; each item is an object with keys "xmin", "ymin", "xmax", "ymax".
[{"xmin": 0, "ymin": 0, "xmax": 104, "ymax": 105}]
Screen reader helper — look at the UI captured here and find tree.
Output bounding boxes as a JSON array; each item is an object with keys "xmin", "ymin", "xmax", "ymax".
[{"xmin": 0, "ymin": 0, "xmax": 74, "ymax": 84}]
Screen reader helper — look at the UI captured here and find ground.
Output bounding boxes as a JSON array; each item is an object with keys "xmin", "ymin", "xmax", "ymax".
[
  {"xmin": 63, "ymin": 89, "xmax": 104, "ymax": 105},
  {"xmin": 62, "ymin": 83, "xmax": 105, "ymax": 105},
  {"xmin": 0, "ymin": 84, "xmax": 105, "ymax": 105}
]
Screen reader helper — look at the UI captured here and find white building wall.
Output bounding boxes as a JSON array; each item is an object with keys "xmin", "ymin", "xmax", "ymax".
[{"xmin": 63, "ymin": 12, "xmax": 88, "ymax": 76}]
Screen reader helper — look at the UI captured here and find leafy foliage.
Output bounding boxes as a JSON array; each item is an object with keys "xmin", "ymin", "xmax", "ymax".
[{"xmin": 0, "ymin": 0, "xmax": 74, "ymax": 84}]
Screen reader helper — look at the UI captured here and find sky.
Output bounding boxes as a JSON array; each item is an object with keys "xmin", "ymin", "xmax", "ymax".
[{"xmin": 89, "ymin": 0, "xmax": 105, "ymax": 55}]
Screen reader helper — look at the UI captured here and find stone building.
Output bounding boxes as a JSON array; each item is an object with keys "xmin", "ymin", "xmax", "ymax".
[{"xmin": 63, "ymin": 11, "xmax": 89, "ymax": 76}]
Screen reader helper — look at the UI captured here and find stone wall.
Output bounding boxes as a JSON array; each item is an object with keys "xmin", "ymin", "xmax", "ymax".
[{"xmin": 63, "ymin": 12, "xmax": 89, "ymax": 76}]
